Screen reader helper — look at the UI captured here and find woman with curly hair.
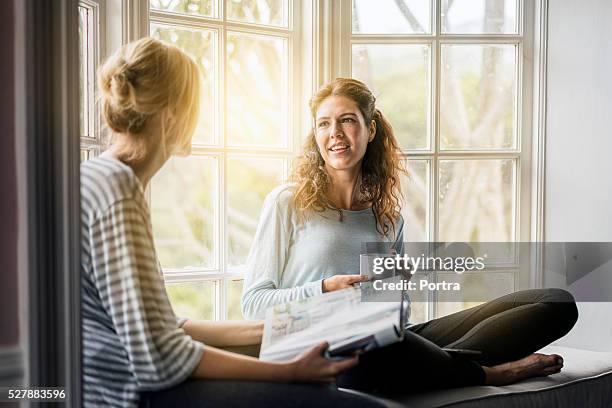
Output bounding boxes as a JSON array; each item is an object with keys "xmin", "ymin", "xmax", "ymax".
[
  {"xmin": 242, "ymin": 78, "xmax": 406, "ymax": 320},
  {"xmin": 241, "ymin": 77, "xmax": 578, "ymax": 393}
]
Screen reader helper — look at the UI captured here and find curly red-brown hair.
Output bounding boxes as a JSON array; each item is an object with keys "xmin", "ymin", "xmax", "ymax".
[{"xmin": 290, "ymin": 78, "xmax": 406, "ymax": 236}]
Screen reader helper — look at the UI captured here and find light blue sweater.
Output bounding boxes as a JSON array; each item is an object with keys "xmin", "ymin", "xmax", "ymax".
[{"xmin": 241, "ymin": 185, "xmax": 404, "ymax": 320}]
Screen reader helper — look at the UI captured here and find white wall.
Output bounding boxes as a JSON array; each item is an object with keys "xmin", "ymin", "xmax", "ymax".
[
  {"xmin": 545, "ymin": 0, "xmax": 612, "ymax": 351},
  {"xmin": 546, "ymin": 0, "xmax": 612, "ymax": 241}
]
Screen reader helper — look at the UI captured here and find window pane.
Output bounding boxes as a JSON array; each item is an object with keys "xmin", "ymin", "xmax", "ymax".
[
  {"xmin": 150, "ymin": 0, "xmax": 214, "ymax": 18},
  {"xmin": 152, "ymin": 24, "xmax": 216, "ymax": 145},
  {"xmin": 440, "ymin": 45, "xmax": 517, "ymax": 150},
  {"xmin": 439, "ymin": 159, "xmax": 515, "ymax": 242},
  {"xmin": 79, "ymin": 5, "xmax": 94, "ymax": 139},
  {"xmin": 407, "ymin": 272, "xmax": 431, "ymax": 324},
  {"xmin": 151, "ymin": 156, "xmax": 217, "ymax": 270},
  {"xmin": 434, "ymin": 272, "xmax": 514, "ymax": 318},
  {"xmin": 352, "ymin": 44, "xmax": 431, "ymax": 150},
  {"xmin": 401, "ymin": 160, "xmax": 429, "ymax": 241},
  {"xmin": 80, "ymin": 147, "xmax": 98, "ymax": 163},
  {"xmin": 352, "ymin": 0, "xmax": 430, "ymax": 34},
  {"xmin": 227, "ymin": 0, "xmax": 288, "ymax": 28},
  {"xmin": 166, "ymin": 281, "xmax": 215, "ymax": 320},
  {"xmin": 441, "ymin": 0, "xmax": 518, "ymax": 34},
  {"xmin": 227, "ymin": 157, "xmax": 284, "ymax": 266},
  {"xmin": 227, "ymin": 33, "xmax": 287, "ymax": 147},
  {"xmin": 227, "ymin": 279, "xmax": 244, "ymax": 320}
]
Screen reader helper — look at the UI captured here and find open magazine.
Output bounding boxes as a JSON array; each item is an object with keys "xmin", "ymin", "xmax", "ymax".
[{"xmin": 259, "ymin": 278, "xmax": 408, "ymax": 362}]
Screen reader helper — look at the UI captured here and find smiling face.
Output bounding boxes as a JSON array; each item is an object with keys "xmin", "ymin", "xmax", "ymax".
[{"xmin": 314, "ymin": 95, "xmax": 375, "ymax": 176}]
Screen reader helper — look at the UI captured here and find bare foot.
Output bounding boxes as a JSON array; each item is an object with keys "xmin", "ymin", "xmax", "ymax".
[{"xmin": 483, "ymin": 354, "xmax": 564, "ymax": 386}]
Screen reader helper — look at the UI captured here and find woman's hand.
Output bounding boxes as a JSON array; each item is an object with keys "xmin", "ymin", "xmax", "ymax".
[
  {"xmin": 322, "ymin": 274, "xmax": 369, "ymax": 292},
  {"xmin": 287, "ymin": 342, "xmax": 358, "ymax": 383}
]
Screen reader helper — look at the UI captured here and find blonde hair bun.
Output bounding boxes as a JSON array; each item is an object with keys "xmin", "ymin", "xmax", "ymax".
[
  {"xmin": 97, "ymin": 37, "xmax": 201, "ymax": 162},
  {"xmin": 99, "ymin": 55, "xmax": 148, "ymax": 134}
]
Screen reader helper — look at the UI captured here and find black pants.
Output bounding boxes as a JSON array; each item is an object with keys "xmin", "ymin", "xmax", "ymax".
[
  {"xmin": 337, "ymin": 288, "xmax": 578, "ymax": 394},
  {"xmin": 140, "ymin": 288, "xmax": 578, "ymax": 407}
]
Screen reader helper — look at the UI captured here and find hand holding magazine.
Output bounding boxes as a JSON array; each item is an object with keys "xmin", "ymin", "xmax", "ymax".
[{"xmin": 259, "ymin": 276, "xmax": 410, "ymax": 362}]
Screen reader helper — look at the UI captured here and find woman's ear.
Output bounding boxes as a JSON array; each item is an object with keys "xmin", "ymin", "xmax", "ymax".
[{"xmin": 368, "ymin": 120, "xmax": 376, "ymax": 143}]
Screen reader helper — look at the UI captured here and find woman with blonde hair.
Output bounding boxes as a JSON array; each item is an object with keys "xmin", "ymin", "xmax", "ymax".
[
  {"xmin": 81, "ymin": 38, "xmax": 372, "ymax": 408},
  {"xmin": 241, "ymin": 77, "xmax": 578, "ymax": 393}
]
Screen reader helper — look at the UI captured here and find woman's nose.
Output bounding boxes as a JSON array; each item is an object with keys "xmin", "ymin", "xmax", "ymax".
[{"xmin": 329, "ymin": 121, "xmax": 343, "ymax": 138}]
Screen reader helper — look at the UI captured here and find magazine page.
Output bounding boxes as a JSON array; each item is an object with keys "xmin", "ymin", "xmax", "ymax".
[{"xmin": 260, "ymin": 287, "xmax": 400, "ymax": 362}]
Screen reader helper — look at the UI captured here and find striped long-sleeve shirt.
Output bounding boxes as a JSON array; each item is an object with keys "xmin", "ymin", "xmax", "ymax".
[{"xmin": 81, "ymin": 156, "xmax": 204, "ymax": 407}]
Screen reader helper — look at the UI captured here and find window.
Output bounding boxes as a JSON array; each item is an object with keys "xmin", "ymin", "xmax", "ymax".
[
  {"xmin": 79, "ymin": 0, "xmax": 536, "ymax": 323},
  {"xmin": 148, "ymin": 0, "xmax": 300, "ymax": 320},
  {"xmin": 335, "ymin": 0, "xmax": 532, "ymax": 322},
  {"xmin": 78, "ymin": 0, "xmax": 105, "ymax": 161}
]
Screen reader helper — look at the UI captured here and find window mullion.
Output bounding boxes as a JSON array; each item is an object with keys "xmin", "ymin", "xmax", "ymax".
[
  {"xmin": 149, "ymin": 11, "xmax": 222, "ymax": 31},
  {"xmin": 215, "ymin": 279, "xmax": 226, "ymax": 321},
  {"xmin": 218, "ymin": 14, "xmax": 227, "ymax": 318},
  {"xmin": 430, "ymin": 0, "xmax": 441, "ymax": 321},
  {"xmin": 218, "ymin": 151, "xmax": 227, "ymax": 319}
]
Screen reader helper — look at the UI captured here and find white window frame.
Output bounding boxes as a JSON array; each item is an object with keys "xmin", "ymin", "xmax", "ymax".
[
  {"xmin": 98, "ymin": 0, "xmax": 549, "ymax": 322},
  {"xmin": 79, "ymin": 0, "xmax": 107, "ymax": 160},
  {"xmin": 144, "ymin": 0, "xmax": 309, "ymax": 320},
  {"xmin": 327, "ymin": 0, "xmax": 539, "ymax": 320}
]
